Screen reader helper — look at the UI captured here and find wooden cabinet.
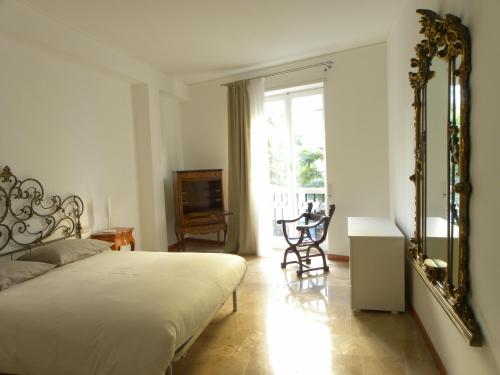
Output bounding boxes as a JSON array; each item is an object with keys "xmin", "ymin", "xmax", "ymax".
[
  {"xmin": 173, "ymin": 169, "xmax": 228, "ymax": 251},
  {"xmin": 348, "ymin": 217, "xmax": 404, "ymax": 313},
  {"xmin": 91, "ymin": 227, "xmax": 135, "ymax": 251}
]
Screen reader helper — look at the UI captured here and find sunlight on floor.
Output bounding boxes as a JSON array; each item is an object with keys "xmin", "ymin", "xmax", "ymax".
[
  {"xmin": 173, "ymin": 246, "xmax": 439, "ymax": 375},
  {"xmin": 266, "ymin": 272, "xmax": 332, "ymax": 375}
]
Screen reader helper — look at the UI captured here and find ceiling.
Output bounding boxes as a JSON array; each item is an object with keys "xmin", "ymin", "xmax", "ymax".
[{"xmin": 24, "ymin": 0, "xmax": 402, "ymax": 83}]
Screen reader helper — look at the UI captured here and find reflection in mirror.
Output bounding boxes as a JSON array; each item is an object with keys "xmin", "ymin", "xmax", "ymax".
[
  {"xmin": 449, "ymin": 54, "xmax": 462, "ymax": 287},
  {"xmin": 425, "ymin": 58, "xmax": 449, "ymax": 279}
]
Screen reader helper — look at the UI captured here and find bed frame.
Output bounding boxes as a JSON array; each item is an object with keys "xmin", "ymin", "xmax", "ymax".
[
  {"xmin": 0, "ymin": 166, "xmax": 83, "ymax": 261},
  {"xmin": 166, "ymin": 288, "xmax": 238, "ymax": 375},
  {"xmin": 0, "ymin": 166, "xmax": 240, "ymax": 375}
]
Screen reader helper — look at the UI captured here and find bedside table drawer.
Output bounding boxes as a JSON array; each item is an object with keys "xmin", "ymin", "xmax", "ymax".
[{"xmin": 91, "ymin": 227, "xmax": 135, "ymax": 251}]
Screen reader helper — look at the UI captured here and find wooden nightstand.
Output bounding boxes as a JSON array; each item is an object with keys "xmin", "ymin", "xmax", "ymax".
[{"xmin": 90, "ymin": 227, "xmax": 135, "ymax": 251}]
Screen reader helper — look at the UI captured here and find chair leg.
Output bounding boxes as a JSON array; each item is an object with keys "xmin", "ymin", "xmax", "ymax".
[
  {"xmin": 281, "ymin": 247, "xmax": 292, "ymax": 269},
  {"xmin": 317, "ymin": 245, "xmax": 330, "ymax": 272},
  {"xmin": 281, "ymin": 244, "xmax": 329, "ymax": 277},
  {"xmin": 293, "ymin": 248, "xmax": 304, "ymax": 277},
  {"xmin": 305, "ymin": 245, "xmax": 312, "ymax": 264}
]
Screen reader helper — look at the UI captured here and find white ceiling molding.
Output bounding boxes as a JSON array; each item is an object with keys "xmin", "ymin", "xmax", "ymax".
[
  {"xmin": 21, "ymin": 0, "xmax": 402, "ymax": 84},
  {"xmin": 0, "ymin": 1, "xmax": 189, "ymax": 100}
]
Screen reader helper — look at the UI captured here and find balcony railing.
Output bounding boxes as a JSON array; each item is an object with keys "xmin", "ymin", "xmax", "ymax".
[{"xmin": 271, "ymin": 185, "xmax": 326, "ymax": 237}]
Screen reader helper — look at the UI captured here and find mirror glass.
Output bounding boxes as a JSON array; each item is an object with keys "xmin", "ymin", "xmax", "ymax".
[
  {"xmin": 449, "ymin": 54, "xmax": 462, "ymax": 287},
  {"xmin": 424, "ymin": 58, "xmax": 449, "ymax": 281}
]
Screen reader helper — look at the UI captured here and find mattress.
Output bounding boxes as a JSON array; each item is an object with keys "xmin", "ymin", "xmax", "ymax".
[{"xmin": 0, "ymin": 251, "xmax": 247, "ymax": 375}]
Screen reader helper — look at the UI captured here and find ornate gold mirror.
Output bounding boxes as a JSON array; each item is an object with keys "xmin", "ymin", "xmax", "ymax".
[{"xmin": 408, "ymin": 9, "xmax": 481, "ymax": 346}]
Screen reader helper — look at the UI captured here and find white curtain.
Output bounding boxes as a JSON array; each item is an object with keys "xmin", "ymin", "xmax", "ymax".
[{"xmin": 247, "ymin": 78, "xmax": 272, "ymax": 257}]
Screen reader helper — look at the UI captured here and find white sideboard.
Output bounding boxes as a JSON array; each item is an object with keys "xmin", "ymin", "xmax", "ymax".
[{"xmin": 348, "ymin": 217, "xmax": 405, "ymax": 313}]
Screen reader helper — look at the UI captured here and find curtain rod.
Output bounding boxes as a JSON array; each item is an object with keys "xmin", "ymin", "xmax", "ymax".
[{"xmin": 220, "ymin": 60, "xmax": 333, "ymax": 87}]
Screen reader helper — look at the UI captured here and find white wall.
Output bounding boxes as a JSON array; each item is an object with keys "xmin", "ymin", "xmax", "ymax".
[
  {"xmin": 131, "ymin": 84, "xmax": 175, "ymax": 251},
  {"xmin": 160, "ymin": 94, "xmax": 185, "ymax": 246},
  {"xmin": 387, "ymin": 0, "xmax": 500, "ymax": 373},
  {"xmin": 323, "ymin": 44, "xmax": 390, "ymax": 255},
  {"xmin": 0, "ymin": 32, "xmax": 142, "ymax": 244},
  {"xmin": 0, "ymin": 1, "xmax": 188, "ymax": 251},
  {"xmin": 181, "ymin": 43, "xmax": 390, "ymax": 255}
]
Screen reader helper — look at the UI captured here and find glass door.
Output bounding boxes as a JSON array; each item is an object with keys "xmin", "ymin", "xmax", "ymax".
[{"xmin": 264, "ymin": 84, "xmax": 327, "ymax": 249}]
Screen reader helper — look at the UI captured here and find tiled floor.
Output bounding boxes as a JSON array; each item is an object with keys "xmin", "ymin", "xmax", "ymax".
[{"xmin": 172, "ymin": 245, "xmax": 439, "ymax": 375}]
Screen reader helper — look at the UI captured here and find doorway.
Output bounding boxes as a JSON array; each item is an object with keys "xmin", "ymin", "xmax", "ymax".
[{"xmin": 264, "ymin": 82, "xmax": 327, "ymax": 249}]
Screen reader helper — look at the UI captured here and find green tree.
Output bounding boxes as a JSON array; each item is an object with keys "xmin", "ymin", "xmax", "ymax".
[
  {"xmin": 268, "ymin": 139, "xmax": 287, "ymax": 186},
  {"xmin": 297, "ymin": 148, "xmax": 325, "ymax": 187}
]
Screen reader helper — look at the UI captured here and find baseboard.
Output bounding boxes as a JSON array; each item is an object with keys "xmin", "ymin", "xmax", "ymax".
[
  {"xmin": 168, "ymin": 238, "xmax": 224, "ymax": 251},
  {"xmin": 327, "ymin": 253, "xmax": 349, "ymax": 262},
  {"xmin": 409, "ymin": 304, "xmax": 447, "ymax": 375}
]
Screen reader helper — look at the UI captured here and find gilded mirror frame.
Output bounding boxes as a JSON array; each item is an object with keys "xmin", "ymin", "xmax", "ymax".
[{"xmin": 408, "ymin": 9, "xmax": 481, "ymax": 346}]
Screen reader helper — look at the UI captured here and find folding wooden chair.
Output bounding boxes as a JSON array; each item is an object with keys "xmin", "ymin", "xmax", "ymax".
[{"xmin": 278, "ymin": 203, "xmax": 335, "ymax": 277}]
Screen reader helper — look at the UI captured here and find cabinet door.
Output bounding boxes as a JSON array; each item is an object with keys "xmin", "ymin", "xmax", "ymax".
[
  {"xmin": 350, "ymin": 237, "xmax": 405, "ymax": 312},
  {"xmin": 175, "ymin": 170, "xmax": 225, "ymax": 226}
]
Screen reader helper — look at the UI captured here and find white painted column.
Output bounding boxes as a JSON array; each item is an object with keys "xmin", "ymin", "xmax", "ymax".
[{"xmin": 131, "ymin": 84, "xmax": 168, "ymax": 251}]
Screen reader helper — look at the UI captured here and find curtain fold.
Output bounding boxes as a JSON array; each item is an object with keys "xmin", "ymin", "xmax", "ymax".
[
  {"xmin": 248, "ymin": 78, "xmax": 271, "ymax": 256},
  {"xmin": 225, "ymin": 78, "xmax": 269, "ymax": 255},
  {"xmin": 225, "ymin": 80, "xmax": 257, "ymax": 254}
]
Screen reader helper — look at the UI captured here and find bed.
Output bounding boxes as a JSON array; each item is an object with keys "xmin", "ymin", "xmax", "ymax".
[{"xmin": 0, "ymin": 166, "xmax": 246, "ymax": 375}]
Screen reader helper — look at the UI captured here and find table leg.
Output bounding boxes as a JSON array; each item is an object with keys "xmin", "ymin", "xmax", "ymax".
[
  {"xmin": 129, "ymin": 232, "xmax": 136, "ymax": 251},
  {"xmin": 179, "ymin": 233, "xmax": 186, "ymax": 251},
  {"xmin": 175, "ymin": 232, "xmax": 182, "ymax": 252}
]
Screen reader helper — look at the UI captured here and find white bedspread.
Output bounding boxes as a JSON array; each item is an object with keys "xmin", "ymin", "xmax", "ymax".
[{"xmin": 0, "ymin": 251, "xmax": 247, "ymax": 375}]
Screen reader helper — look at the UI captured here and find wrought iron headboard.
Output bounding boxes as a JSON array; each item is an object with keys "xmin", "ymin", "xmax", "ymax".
[{"xmin": 0, "ymin": 166, "xmax": 84, "ymax": 257}]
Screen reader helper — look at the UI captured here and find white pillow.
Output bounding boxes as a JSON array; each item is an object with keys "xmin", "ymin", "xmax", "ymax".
[
  {"xmin": 19, "ymin": 239, "xmax": 112, "ymax": 266},
  {"xmin": 0, "ymin": 261, "xmax": 56, "ymax": 290}
]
